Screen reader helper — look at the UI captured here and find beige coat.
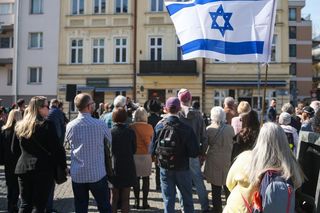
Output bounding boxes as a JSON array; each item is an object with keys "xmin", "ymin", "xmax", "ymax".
[
  {"xmin": 204, "ymin": 124, "xmax": 234, "ymax": 185},
  {"xmin": 223, "ymin": 151, "xmax": 257, "ymax": 213}
]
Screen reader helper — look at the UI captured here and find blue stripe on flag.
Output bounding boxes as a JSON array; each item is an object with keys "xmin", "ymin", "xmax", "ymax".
[
  {"xmin": 181, "ymin": 39, "xmax": 264, "ymax": 55},
  {"xmin": 167, "ymin": 0, "xmax": 262, "ymax": 16}
]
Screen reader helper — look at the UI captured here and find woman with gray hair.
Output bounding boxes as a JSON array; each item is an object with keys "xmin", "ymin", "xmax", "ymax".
[
  {"xmin": 224, "ymin": 123, "xmax": 304, "ymax": 212},
  {"xmin": 130, "ymin": 107, "xmax": 154, "ymax": 209},
  {"xmin": 279, "ymin": 112, "xmax": 299, "ymax": 155},
  {"xmin": 204, "ymin": 107, "xmax": 234, "ymax": 213}
]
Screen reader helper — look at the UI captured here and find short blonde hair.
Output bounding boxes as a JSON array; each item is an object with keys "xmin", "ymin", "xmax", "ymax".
[
  {"xmin": 237, "ymin": 101, "xmax": 251, "ymax": 114},
  {"xmin": 133, "ymin": 107, "xmax": 148, "ymax": 122}
]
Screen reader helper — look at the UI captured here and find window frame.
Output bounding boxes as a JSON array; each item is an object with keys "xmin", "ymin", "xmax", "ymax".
[
  {"xmin": 289, "ymin": 8, "xmax": 297, "ymax": 21},
  {"xmin": 213, "ymin": 90, "xmax": 228, "ymax": 107},
  {"xmin": 92, "ymin": 38, "xmax": 105, "ymax": 64},
  {"xmin": 150, "ymin": 0, "xmax": 163, "ymax": 12},
  {"xmin": 289, "ymin": 26, "xmax": 297, "ymax": 39},
  {"xmin": 72, "ymin": 0, "xmax": 84, "ymax": 15},
  {"xmin": 0, "ymin": 37, "xmax": 13, "ymax": 48},
  {"xmin": 94, "ymin": 0, "xmax": 106, "ymax": 14},
  {"xmin": 115, "ymin": 0, "xmax": 128, "ymax": 13},
  {"xmin": 29, "ymin": 32, "xmax": 43, "ymax": 49},
  {"xmin": 70, "ymin": 39, "xmax": 84, "ymax": 64},
  {"xmin": 30, "ymin": 0, "xmax": 43, "ymax": 14},
  {"xmin": 0, "ymin": 3, "xmax": 14, "ymax": 14},
  {"xmin": 114, "ymin": 37, "xmax": 128, "ymax": 63},
  {"xmin": 149, "ymin": 37, "xmax": 162, "ymax": 61},
  {"xmin": 289, "ymin": 44, "xmax": 297, "ymax": 57},
  {"xmin": 7, "ymin": 69, "xmax": 12, "ymax": 85},
  {"xmin": 28, "ymin": 67, "xmax": 42, "ymax": 84},
  {"xmin": 177, "ymin": 37, "xmax": 182, "ymax": 60},
  {"xmin": 271, "ymin": 34, "xmax": 277, "ymax": 62},
  {"xmin": 290, "ymin": 63, "xmax": 297, "ymax": 75}
]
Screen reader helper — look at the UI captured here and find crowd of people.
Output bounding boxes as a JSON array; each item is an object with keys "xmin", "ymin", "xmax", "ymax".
[{"xmin": 0, "ymin": 90, "xmax": 319, "ymax": 213}]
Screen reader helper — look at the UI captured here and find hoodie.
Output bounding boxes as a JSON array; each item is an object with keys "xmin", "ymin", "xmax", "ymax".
[
  {"xmin": 280, "ymin": 125, "xmax": 299, "ymax": 155},
  {"xmin": 178, "ymin": 106, "xmax": 208, "ymax": 155}
]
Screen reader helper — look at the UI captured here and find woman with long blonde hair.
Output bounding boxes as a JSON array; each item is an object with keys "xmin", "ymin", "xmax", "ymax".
[
  {"xmin": 1, "ymin": 109, "xmax": 22, "ymax": 213},
  {"xmin": 14, "ymin": 96, "xmax": 67, "ymax": 213}
]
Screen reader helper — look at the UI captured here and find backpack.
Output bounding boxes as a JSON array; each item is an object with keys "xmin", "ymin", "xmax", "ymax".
[
  {"xmin": 285, "ymin": 132, "xmax": 295, "ymax": 152},
  {"xmin": 155, "ymin": 121, "xmax": 181, "ymax": 170},
  {"xmin": 242, "ymin": 170, "xmax": 294, "ymax": 213}
]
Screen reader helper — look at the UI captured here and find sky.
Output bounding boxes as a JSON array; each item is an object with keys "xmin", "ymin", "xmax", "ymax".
[{"xmin": 302, "ymin": 0, "xmax": 320, "ymax": 38}]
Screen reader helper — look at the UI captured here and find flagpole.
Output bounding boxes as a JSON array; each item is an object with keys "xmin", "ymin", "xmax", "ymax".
[
  {"xmin": 257, "ymin": 63, "xmax": 262, "ymax": 123},
  {"xmin": 261, "ymin": 64, "xmax": 269, "ymax": 124}
]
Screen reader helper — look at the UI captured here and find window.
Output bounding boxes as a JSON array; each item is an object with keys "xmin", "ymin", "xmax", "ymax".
[
  {"xmin": 72, "ymin": 0, "xmax": 84, "ymax": 15},
  {"xmin": 177, "ymin": 38, "xmax": 182, "ymax": 60},
  {"xmin": 0, "ymin": 3, "xmax": 13, "ymax": 14},
  {"xmin": 271, "ymin": 35, "xmax": 277, "ymax": 62},
  {"xmin": 0, "ymin": 37, "xmax": 13, "ymax": 48},
  {"xmin": 115, "ymin": 91, "xmax": 126, "ymax": 97},
  {"xmin": 115, "ymin": 0, "xmax": 128, "ymax": 13},
  {"xmin": 94, "ymin": 0, "xmax": 106, "ymax": 14},
  {"xmin": 30, "ymin": 0, "xmax": 43, "ymax": 14},
  {"xmin": 93, "ymin": 38, "xmax": 104, "ymax": 63},
  {"xmin": 150, "ymin": 37, "xmax": 162, "ymax": 61},
  {"xmin": 28, "ymin": 67, "xmax": 42, "ymax": 84},
  {"xmin": 290, "ymin": 63, "xmax": 296, "ymax": 75},
  {"xmin": 114, "ymin": 38, "xmax": 127, "ymax": 63},
  {"xmin": 289, "ymin": 44, "xmax": 296, "ymax": 57},
  {"xmin": 151, "ymin": 0, "xmax": 163, "ymax": 12},
  {"xmin": 213, "ymin": 90, "xmax": 228, "ymax": 107},
  {"xmin": 289, "ymin": 26, "xmax": 296, "ymax": 39},
  {"xmin": 71, "ymin": 39, "xmax": 83, "ymax": 64},
  {"xmin": 7, "ymin": 69, "xmax": 12, "ymax": 85},
  {"xmin": 289, "ymin": 8, "xmax": 296, "ymax": 21},
  {"xmin": 29, "ymin": 33, "xmax": 43, "ymax": 49}
]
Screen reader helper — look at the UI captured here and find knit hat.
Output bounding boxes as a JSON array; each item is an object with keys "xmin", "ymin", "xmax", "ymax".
[
  {"xmin": 178, "ymin": 88, "xmax": 192, "ymax": 104},
  {"xmin": 279, "ymin": 112, "xmax": 291, "ymax": 125},
  {"xmin": 165, "ymin": 97, "xmax": 181, "ymax": 111}
]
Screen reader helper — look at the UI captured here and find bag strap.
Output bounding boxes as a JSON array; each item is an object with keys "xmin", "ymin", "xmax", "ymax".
[
  {"xmin": 205, "ymin": 124, "xmax": 225, "ymax": 154},
  {"xmin": 241, "ymin": 193, "xmax": 253, "ymax": 213}
]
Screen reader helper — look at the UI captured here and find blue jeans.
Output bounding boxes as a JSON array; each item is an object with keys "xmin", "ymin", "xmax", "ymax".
[
  {"xmin": 72, "ymin": 176, "xmax": 111, "ymax": 213},
  {"xmin": 160, "ymin": 168, "xmax": 194, "ymax": 213},
  {"xmin": 178, "ymin": 157, "xmax": 209, "ymax": 211}
]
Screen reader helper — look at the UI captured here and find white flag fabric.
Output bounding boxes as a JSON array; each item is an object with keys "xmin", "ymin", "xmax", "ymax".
[{"xmin": 165, "ymin": 0, "xmax": 277, "ymax": 62}]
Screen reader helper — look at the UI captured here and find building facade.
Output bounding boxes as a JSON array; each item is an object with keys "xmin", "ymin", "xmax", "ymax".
[
  {"xmin": 0, "ymin": 0, "xmax": 60, "ymax": 106},
  {"xmin": 58, "ymin": 0, "xmax": 135, "ymax": 110},
  {"xmin": 58, "ymin": 0, "xmax": 291, "ymax": 114},
  {"xmin": 288, "ymin": 0, "xmax": 313, "ymax": 104},
  {"xmin": 0, "ymin": 0, "xmax": 15, "ymax": 106}
]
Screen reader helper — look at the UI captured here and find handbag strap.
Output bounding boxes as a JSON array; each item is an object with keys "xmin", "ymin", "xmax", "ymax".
[{"xmin": 206, "ymin": 124, "xmax": 226, "ymax": 154}]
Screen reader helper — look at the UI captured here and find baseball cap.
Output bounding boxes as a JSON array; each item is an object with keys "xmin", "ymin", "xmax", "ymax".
[
  {"xmin": 165, "ymin": 97, "xmax": 181, "ymax": 111},
  {"xmin": 178, "ymin": 88, "xmax": 192, "ymax": 103}
]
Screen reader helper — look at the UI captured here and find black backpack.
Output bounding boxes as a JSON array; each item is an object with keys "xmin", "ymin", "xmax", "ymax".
[{"xmin": 155, "ymin": 121, "xmax": 181, "ymax": 170}]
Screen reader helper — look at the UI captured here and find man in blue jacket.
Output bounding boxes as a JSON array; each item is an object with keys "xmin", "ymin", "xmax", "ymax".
[{"xmin": 151, "ymin": 97, "xmax": 199, "ymax": 213}]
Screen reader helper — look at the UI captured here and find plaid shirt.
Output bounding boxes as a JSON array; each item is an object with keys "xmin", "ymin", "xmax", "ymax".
[{"xmin": 66, "ymin": 112, "xmax": 112, "ymax": 183}]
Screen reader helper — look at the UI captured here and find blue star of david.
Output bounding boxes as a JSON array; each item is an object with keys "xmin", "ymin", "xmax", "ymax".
[{"xmin": 209, "ymin": 5, "xmax": 233, "ymax": 37}]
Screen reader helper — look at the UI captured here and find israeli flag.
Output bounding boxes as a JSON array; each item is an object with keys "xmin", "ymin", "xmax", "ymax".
[{"xmin": 166, "ymin": 0, "xmax": 277, "ymax": 62}]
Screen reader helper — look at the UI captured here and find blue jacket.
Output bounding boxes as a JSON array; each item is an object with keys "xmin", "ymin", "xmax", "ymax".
[
  {"xmin": 151, "ymin": 115, "xmax": 200, "ymax": 170},
  {"xmin": 47, "ymin": 106, "xmax": 65, "ymax": 144}
]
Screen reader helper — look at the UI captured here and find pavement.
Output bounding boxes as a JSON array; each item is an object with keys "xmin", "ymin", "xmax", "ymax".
[{"xmin": 0, "ymin": 162, "xmax": 226, "ymax": 213}]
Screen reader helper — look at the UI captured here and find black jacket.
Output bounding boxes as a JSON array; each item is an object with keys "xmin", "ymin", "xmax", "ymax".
[
  {"xmin": 1, "ymin": 124, "xmax": 21, "ymax": 173},
  {"xmin": 15, "ymin": 119, "xmax": 67, "ymax": 175},
  {"xmin": 151, "ymin": 115, "xmax": 200, "ymax": 170},
  {"xmin": 110, "ymin": 123, "xmax": 137, "ymax": 188}
]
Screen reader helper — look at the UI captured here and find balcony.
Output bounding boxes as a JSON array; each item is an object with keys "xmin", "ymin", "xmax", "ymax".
[
  {"xmin": 288, "ymin": 0, "xmax": 305, "ymax": 7},
  {"xmin": 139, "ymin": 60, "xmax": 198, "ymax": 76},
  {"xmin": 0, "ymin": 48, "xmax": 13, "ymax": 64},
  {"xmin": 0, "ymin": 14, "xmax": 14, "ymax": 29}
]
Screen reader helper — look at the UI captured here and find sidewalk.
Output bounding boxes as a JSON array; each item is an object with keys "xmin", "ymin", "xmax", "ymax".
[{"xmin": 0, "ymin": 165, "xmax": 225, "ymax": 213}]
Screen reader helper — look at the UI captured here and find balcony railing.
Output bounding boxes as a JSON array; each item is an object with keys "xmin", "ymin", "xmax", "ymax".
[
  {"xmin": 0, "ymin": 14, "xmax": 14, "ymax": 28},
  {"xmin": 139, "ymin": 60, "xmax": 197, "ymax": 76}
]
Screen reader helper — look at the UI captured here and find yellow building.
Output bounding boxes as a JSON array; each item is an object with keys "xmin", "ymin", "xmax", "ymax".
[
  {"xmin": 58, "ymin": 0, "xmax": 135, "ymax": 109},
  {"xmin": 58, "ymin": 0, "xmax": 290, "ymax": 114}
]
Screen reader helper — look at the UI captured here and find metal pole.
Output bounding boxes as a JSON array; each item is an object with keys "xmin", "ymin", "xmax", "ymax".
[
  {"xmin": 257, "ymin": 63, "xmax": 261, "ymax": 121},
  {"xmin": 261, "ymin": 64, "xmax": 269, "ymax": 124}
]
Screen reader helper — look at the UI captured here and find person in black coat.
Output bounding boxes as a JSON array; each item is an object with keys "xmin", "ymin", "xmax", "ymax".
[
  {"xmin": 1, "ymin": 109, "xmax": 22, "ymax": 213},
  {"xmin": 231, "ymin": 110, "xmax": 260, "ymax": 162},
  {"xmin": 14, "ymin": 96, "xmax": 67, "ymax": 213},
  {"xmin": 110, "ymin": 107, "xmax": 136, "ymax": 213}
]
